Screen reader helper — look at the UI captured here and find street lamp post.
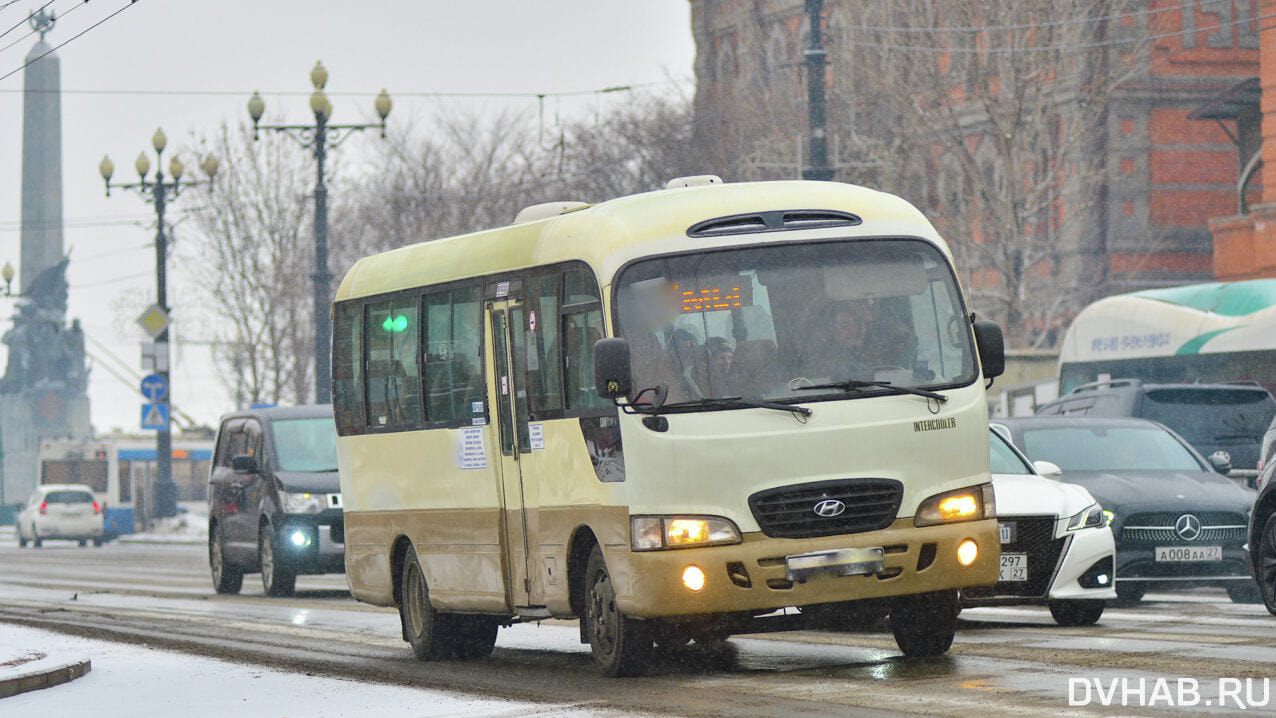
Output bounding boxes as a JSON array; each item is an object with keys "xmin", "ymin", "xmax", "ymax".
[
  {"xmin": 247, "ymin": 62, "xmax": 391, "ymax": 404},
  {"xmin": 98, "ymin": 129, "xmax": 218, "ymax": 518}
]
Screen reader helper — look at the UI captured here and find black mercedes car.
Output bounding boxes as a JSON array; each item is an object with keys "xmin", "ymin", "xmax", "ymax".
[{"xmin": 991, "ymin": 416, "xmax": 1258, "ymax": 603}]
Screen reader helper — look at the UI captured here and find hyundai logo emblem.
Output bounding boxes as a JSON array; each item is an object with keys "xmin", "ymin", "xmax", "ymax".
[
  {"xmin": 813, "ymin": 499, "xmax": 846, "ymax": 518},
  {"xmin": 1175, "ymin": 514, "xmax": 1202, "ymax": 541}
]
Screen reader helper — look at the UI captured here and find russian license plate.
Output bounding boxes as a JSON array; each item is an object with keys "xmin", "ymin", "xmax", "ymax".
[
  {"xmin": 999, "ymin": 521, "xmax": 1016, "ymax": 544},
  {"xmin": 1155, "ymin": 545, "xmax": 1222, "ymax": 562},
  {"xmin": 999, "ymin": 552, "xmax": 1028, "ymax": 581},
  {"xmin": 785, "ymin": 547, "xmax": 886, "ymax": 582}
]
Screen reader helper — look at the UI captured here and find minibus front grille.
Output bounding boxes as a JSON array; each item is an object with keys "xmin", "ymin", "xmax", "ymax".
[{"xmin": 748, "ymin": 479, "xmax": 903, "ymax": 539}]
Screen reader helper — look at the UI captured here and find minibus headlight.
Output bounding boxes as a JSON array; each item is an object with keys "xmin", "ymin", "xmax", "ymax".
[
  {"xmin": 1067, "ymin": 503, "xmax": 1105, "ymax": 531},
  {"xmin": 914, "ymin": 484, "xmax": 995, "ymax": 527},
  {"xmin": 282, "ymin": 491, "xmax": 325, "ymax": 515},
  {"xmin": 630, "ymin": 516, "xmax": 742, "ymax": 551}
]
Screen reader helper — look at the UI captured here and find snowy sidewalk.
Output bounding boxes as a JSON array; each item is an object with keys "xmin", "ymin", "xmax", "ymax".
[
  {"xmin": 0, "ymin": 625, "xmax": 632, "ymax": 717},
  {"xmin": 0, "ymin": 641, "xmax": 91, "ymax": 699}
]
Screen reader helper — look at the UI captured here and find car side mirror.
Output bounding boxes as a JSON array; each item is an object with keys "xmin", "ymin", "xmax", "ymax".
[
  {"xmin": 973, "ymin": 319, "xmax": 1005, "ymax": 379},
  {"xmin": 231, "ymin": 454, "xmax": 258, "ymax": 475},
  {"xmin": 593, "ymin": 338, "xmax": 632, "ymax": 400},
  {"xmin": 1033, "ymin": 460, "xmax": 1063, "ymax": 479},
  {"xmin": 1208, "ymin": 450, "xmax": 1232, "ymax": 476}
]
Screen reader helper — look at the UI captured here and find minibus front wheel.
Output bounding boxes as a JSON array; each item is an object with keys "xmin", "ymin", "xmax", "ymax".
[
  {"xmin": 890, "ymin": 589, "xmax": 958, "ymax": 657},
  {"xmin": 584, "ymin": 546, "xmax": 652, "ymax": 676}
]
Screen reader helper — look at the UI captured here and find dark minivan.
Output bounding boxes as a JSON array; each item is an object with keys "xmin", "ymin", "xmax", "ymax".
[{"xmin": 208, "ymin": 404, "xmax": 343, "ymax": 596}]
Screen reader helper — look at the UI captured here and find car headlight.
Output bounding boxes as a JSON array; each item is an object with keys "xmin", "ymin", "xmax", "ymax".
[
  {"xmin": 1067, "ymin": 504, "xmax": 1105, "ymax": 531},
  {"xmin": 630, "ymin": 515, "xmax": 742, "ymax": 551},
  {"xmin": 914, "ymin": 483, "xmax": 995, "ymax": 527},
  {"xmin": 282, "ymin": 491, "xmax": 325, "ymax": 514}
]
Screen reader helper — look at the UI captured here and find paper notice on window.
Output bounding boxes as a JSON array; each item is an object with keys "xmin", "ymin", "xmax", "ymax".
[
  {"xmin": 529, "ymin": 423, "xmax": 545, "ymax": 450},
  {"xmin": 457, "ymin": 427, "xmax": 488, "ymax": 469}
]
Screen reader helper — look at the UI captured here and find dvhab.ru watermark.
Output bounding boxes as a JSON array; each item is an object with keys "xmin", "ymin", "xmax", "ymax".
[{"xmin": 1069, "ymin": 678, "xmax": 1271, "ymax": 709}]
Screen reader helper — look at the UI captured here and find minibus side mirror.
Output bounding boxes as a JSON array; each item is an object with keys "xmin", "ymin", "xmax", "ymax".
[
  {"xmin": 232, "ymin": 454, "xmax": 258, "ymax": 475},
  {"xmin": 973, "ymin": 319, "xmax": 1005, "ymax": 379},
  {"xmin": 593, "ymin": 338, "xmax": 633, "ymax": 400}
]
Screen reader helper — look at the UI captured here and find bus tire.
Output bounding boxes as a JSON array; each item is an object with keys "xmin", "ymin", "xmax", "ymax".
[
  {"xmin": 583, "ymin": 546, "xmax": 652, "ymax": 677},
  {"xmin": 210, "ymin": 524, "xmax": 243, "ymax": 594},
  {"xmin": 890, "ymin": 589, "xmax": 957, "ymax": 658},
  {"xmin": 452, "ymin": 615, "xmax": 499, "ymax": 659},
  {"xmin": 260, "ymin": 524, "xmax": 296, "ymax": 597},
  {"xmin": 400, "ymin": 545, "xmax": 451, "ymax": 660},
  {"xmin": 1048, "ymin": 599, "xmax": 1104, "ymax": 626}
]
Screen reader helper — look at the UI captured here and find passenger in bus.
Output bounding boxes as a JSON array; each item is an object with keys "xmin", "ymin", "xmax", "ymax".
[
  {"xmin": 706, "ymin": 336, "xmax": 734, "ymax": 391},
  {"xmin": 670, "ymin": 328, "xmax": 711, "ymax": 399},
  {"xmin": 806, "ymin": 300, "xmax": 875, "ymax": 381}
]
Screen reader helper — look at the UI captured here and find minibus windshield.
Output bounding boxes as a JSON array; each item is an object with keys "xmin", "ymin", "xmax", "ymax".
[{"xmin": 614, "ymin": 239, "xmax": 976, "ymax": 407}]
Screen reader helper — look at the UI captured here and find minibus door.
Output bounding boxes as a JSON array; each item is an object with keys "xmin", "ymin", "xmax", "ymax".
[{"xmin": 489, "ymin": 300, "xmax": 539, "ymax": 608}]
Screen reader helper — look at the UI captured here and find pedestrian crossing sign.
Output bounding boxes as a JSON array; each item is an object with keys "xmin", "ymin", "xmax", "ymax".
[{"xmin": 141, "ymin": 402, "xmax": 169, "ymax": 430}]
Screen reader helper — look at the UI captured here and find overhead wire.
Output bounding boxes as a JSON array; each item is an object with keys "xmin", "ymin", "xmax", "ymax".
[
  {"xmin": 0, "ymin": 0, "xmax": 91, "ymax": 57},
  {"xmin": 0, "ymin": 0, "xmax": 54, "ymax": 43},
  {"xmin": 0, "ymin": 0, "xmax": 137, "ymax": 83},
  {"xmin": 0, "ymin": 80, "xmax": 670, "ymax": 98}
]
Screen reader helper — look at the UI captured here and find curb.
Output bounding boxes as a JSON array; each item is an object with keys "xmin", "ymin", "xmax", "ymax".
[{"xmin": 0, "ymin": 658, "xmax": 91, "ymax": 698}]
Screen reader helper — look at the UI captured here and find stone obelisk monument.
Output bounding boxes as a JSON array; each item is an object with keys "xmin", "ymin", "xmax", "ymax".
[{"xmin": 1, "ymin": 9, "xmax": 91, "ymax": 519}]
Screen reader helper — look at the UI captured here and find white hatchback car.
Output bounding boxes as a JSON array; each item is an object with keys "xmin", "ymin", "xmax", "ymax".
[
  {"xmin": 17, "ymin": 484, "xmax": 105, "ymax": 547},
  {"xmin": 961, "ymin": 429, "xmax": 1117, "ymax": 625}
]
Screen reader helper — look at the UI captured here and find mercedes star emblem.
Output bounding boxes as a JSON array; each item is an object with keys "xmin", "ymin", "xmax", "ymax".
[{"xmin": 1174, "ymin": 513, "xmax": 1202, "ymax": 541}]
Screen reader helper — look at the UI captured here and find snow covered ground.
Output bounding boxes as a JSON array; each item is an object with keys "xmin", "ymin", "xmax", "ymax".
[
  {"xmin": 117, "ymin": 509, "xmax": 207, "ymax": 545},
  {"xmin": 0, "ymin": 625, "xmax": 635, "ymax": 717}
]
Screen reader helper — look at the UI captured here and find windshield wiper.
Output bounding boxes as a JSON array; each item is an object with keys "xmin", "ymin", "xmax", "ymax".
[
  {"xmin": 792, "ymin": 378, "xmax": 948, "ymax": 403},
  {"xmin": 660, "ymin": 396, "xmax": 813, "ymax": 418}
]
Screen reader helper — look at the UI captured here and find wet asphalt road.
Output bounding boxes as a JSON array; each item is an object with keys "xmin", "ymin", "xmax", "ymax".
[{"xmin": 3, "ymin": 539, "xmax": 1276, "ymax": 716}]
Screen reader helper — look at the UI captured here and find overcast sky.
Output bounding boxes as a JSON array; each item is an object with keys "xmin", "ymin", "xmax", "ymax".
[{"xmin": 0, "ymin": 0, "xmax": 696, "ymax": 433}]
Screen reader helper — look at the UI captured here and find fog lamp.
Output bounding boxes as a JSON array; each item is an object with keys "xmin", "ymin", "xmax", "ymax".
[
  {"xmin": 290, "ymin": 530, "xmax": 311, "ymax": 548},
  {"xmin": 956, "ymin": 539, "xmax": 978, "ymax": 566},
  {"xmin": 682, "ymin": 565, "xmax": 706, "ymax": 592}
]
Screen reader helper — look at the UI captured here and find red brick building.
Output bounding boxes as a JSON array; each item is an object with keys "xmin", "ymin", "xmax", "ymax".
[
  {"xmin": 1201, "ymin": 1, "xmax": 1276, "ymax": 280},
  {"xmin": 689, "ymin": 1, "xmax": 1261, "ymax": 304}
]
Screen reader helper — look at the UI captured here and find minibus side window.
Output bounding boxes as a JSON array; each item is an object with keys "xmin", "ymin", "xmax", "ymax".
[
  {"xmin": 561, "ymin": 268, "xmax": 608, "ymax": 411},
  {"xmin": 422, "ymin": 285, "xmax": 484, "ymax": 425},
  {"xmin": 364, "ymin": 299, "xmax": 422, "ymax": 428},
  {"xmin": 333, "ymin": 302, "xmax": 363, "ymax": 435},
  {"xmin": 564, "ymin": 309, "xmax": 608, "ymax": 409},
  {"xmin": 525, "ymin": 272, "xmax": 564, "ymax": 418}
]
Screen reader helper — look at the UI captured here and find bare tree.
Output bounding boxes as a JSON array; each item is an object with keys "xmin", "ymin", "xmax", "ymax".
[
  {"xmin": 833, "ymin": 0, "xmax": 1150, "ymax": 346},
  {"xmin": 334, "ymin": 91, "xmax": 703, "ymax": 269},
  {"xmin": 184, "ymin": 122, "xmax": 318, "ymax": 406}
]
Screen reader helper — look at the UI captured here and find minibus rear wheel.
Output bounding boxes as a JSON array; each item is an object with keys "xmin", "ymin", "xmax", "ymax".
[
  {"xmin": 890, "ymin": 589, "xmax": 957, "ymax": 657},
  {"xmin": 584, "ymin": 546, "xmax": 652, "ymax": 676}
]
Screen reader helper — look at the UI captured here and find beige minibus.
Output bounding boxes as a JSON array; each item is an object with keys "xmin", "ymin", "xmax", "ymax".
[{"xmin": 332, "ymin": 176, "xmax": 1005, "ymax": 676}]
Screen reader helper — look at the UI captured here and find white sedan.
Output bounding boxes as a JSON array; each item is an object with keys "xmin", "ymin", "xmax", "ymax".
[
  {"xmin": 17, "ymin": 484, "xmax": 105, "ymax": 547},
  {"xmin": 961, "ymin": 429, "xmax": 1117, "ymax": 625}
]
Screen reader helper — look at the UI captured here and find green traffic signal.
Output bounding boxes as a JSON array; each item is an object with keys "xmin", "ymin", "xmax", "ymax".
[{"xmin": 381, "ymin": 314, "xmax": 409, "ymax": 333}]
